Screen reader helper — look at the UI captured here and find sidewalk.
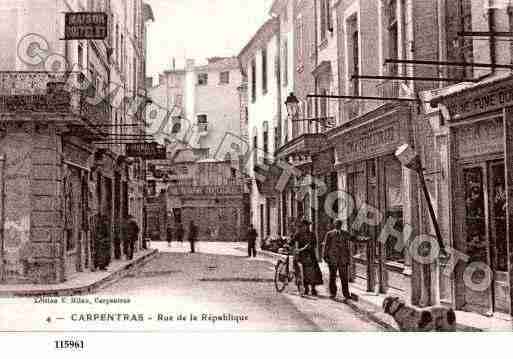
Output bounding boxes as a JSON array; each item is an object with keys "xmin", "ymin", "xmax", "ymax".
[
  {"xmin": 237, "ymin": 245, "xmax": 513, "ymax": 332},
  {"xmin": 0, "ymin": 248, "xmax": 159, "ymax": 297}
]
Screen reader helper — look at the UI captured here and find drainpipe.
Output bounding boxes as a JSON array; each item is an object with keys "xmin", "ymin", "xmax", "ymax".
[{"xmin": 0, "ymin": 155, "xmax": 4, "ymax": 282}]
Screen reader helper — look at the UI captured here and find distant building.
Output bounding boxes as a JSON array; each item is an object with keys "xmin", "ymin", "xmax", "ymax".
[{"xmin": 147, "ymin": 56, "xmax": 246, "ymax": 161}]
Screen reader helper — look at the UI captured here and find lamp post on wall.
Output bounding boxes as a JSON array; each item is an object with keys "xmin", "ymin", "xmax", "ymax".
[
  {"xmin": 395, "ymin": 144, "xmax": 447, "ymax": 257},
  {"xmin": 285, "ymin": 92, "xmax": 300, "ymax": 120}
]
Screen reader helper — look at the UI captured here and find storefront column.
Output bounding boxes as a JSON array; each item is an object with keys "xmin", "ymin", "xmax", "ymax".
[{"xmin": 503, "ymin": 106, "xmax": 513, "ymax": 315}]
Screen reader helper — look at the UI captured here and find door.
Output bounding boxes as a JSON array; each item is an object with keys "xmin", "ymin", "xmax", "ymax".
[
  {"xmin": 488, "ymin": 161, "xmax": 509, "ymax": 313},
  {"xmin": 461, "ymin": 165, "xmax": 493, "ymax": 314}
]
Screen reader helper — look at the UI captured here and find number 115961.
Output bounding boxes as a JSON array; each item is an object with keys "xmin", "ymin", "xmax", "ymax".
[{"xmin": 55, "ymin": 340, "xmax": 84, "ymax": 350}]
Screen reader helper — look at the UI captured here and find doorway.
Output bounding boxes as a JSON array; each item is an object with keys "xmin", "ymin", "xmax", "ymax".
[{"xmin": 461, "ymin": 160, "xmax": 508, "ymax": 314}]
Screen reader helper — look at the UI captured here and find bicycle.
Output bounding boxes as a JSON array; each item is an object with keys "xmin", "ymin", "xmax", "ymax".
[{"xmin": 274, "ymin": 243, "xmax": 308, "ymax": 295}]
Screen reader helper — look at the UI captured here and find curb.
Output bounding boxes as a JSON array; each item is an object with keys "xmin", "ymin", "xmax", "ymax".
[
  {"xmin": 0, "ymin": 249, "xmax": 159, "ymax": 297},
  {"xmin": 244, "ymin": 247, "xmax": 484, "ymax": 332}
]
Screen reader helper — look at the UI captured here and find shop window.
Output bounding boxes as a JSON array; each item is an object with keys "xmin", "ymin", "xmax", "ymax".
[
  {"xmin": 384, "ymin": 158, "xmax": 404, "ymax": 263},
  {"xmin": 491, "ymin": 163, "xmax": 507, "ymax": 271},
  {"xmin": 348, "ymin": 169, "xmax": 367, "ymax": 260}
]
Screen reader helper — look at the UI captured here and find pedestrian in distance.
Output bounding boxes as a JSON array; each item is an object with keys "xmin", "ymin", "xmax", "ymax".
[
  {"xmin": 95, "ymin": 214, "xmax": 111, "ymax": 271},
  {"xmin": 176, "ymin": 222, "xmax": 184, "ymax": 243},
  {"xmin": 246, "ymin": 224, "xmax": 258, "ymax": 258},
  {"xmin": 188, "ymin": 220, "xmax": 198, "ymax": 253},
  {"xmin": 290, "ymin": 219, "xmax": 323, "ymax": 296},
  {"xmin": 166, "ymin": 225, "xmax": 173, "ymax": 247},
  {"xmin": 123, "ymin": 215, "xmax": 140, "ymax": 260},
  {"xmin": 323, "ymin": 219, "xmax": 368, "ymax": 300}
]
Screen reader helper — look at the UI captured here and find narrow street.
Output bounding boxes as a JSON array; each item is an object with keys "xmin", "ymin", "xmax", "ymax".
[{"xmin": 98, "ymin": 242, "xmax": 385, "ymax": 331}]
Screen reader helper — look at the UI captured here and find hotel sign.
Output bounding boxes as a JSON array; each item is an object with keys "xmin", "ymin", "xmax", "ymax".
[
  {"xmin": 64, "ymin": 12, "xmax": 108, "ymax": 40},
  {"xmin": 126, "ymin": 142, "xmax": 166, "ymax": 159}
]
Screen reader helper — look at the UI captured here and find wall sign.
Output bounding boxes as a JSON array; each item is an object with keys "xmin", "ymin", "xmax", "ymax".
[
  {"xmin": 126, "ymin": 142, "xmax": 166, "ymax": 160},
  {"xmin": 456, "ymin": 118, "xmax": 503, "ymax": 158},
  {"xmin": 64, "ymin": 12, "xmax": 108, "ymax": 40},
  {"xmin": 439, "ymin": 77, "xmax": 513, "ymax": 121}
]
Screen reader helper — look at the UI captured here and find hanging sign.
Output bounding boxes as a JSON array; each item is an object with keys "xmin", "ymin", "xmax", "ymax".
[{"xmin": 64, "ymin": 12, "xmax": 108, "ymax": 40}]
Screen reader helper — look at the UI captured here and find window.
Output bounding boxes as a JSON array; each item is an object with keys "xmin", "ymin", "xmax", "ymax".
[
  {"xmin": 251, "ymin": 59, "xmax": 256, "ymax": 102},
  {"xmin": 320, "ymin": 88, "xmax": 328, "ymax": 132},
  {"xmin": 387, "ymin": 0, "xmax": 399, "ymax": 75},
  {"xmin": 347, "ymin": 15, "xmax": 359, "ymax": 96},
  {"xmin": 262, "ymin": 47, "xmax": 268, "ymax": 94},
  {"xmin": 282, "ymin": 40, "xmax": 288, "ymax": 86},
  {"xmin": 263, "ymin": 129, "xmax": 269, "ymax": 155},
  {"xmin": 77, "ymin": 43, "xmax": 83, "ymax": 68},
  {"xmin": 220, "ymin": 71, "xmax": 230, "ymax": 84},
  {"xmin": 197, "ymin": 114, "xmax": 208, "ymax": 124},
  {"xmin": 175, "ymin": 94, "xmax": 183, "ymax": 107},
  {"xmin": 296, "ymin": 16, "xmax": 304, "ymax": 61},
  {"xmin": 115, "ymin": 24, "xmax": 119, "ymax": 65},
  {"xmin": 320, "ymin": 0, "xmax": 330, "ymax": 41},
  {"xmin": 253, "ymin": 135, "xmax": 258, "ymax": 165},
  {"xmin": 244, "ymin": 106, "xmax": 248, "ymax": 124},
  {"xmin": 384, "ymin": 157, "xmax": 404, "ymax": 263},
  {"xmin": 171, "ymin": 116, "xmax": 181, "ymax": 134},
  {"xmin": 197, "ymin": 73, "xmax": 208, "ymax": 85}
]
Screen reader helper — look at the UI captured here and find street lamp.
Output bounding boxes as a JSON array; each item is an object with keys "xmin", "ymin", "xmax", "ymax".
[
  {"xmin": 285, "ymin": 92, "xmax": 300, "ymax": 118},
  {"xmin": 395, "ymin": 144, "xmax": 447, "ymax": 257}
]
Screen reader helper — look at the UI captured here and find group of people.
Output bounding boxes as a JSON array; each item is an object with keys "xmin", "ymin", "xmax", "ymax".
[
  {"xmin": 166, "ymin": 220, "xmax": 199, "ymax": 254},
  {"xmin": 93, "ymin": 215, "xmax": 140, "ymax": 271},
  {"xmin": 247, "ymin": 218, "xmax": 366, "ymax": 300}
]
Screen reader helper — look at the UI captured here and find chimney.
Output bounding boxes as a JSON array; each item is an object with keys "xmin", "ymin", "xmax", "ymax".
[{"xmin": 186, "ymin": 59, "xmax": 195, "ymax": 71}]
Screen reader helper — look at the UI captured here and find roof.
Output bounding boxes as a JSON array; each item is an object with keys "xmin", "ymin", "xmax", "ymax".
[{"xmin": 238, "ymin": 17, "xmax": 279, "ymax": 71}]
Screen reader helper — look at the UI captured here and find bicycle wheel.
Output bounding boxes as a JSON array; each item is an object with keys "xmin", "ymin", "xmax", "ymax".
[{"xmin": 274, "ymin": 260, "xmax": 289, "ymax": 292}]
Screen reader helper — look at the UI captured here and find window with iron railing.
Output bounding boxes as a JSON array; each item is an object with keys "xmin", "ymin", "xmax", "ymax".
[{"xmin": 197, "ymin": 114, "xmax": 208, "ymax": 132}]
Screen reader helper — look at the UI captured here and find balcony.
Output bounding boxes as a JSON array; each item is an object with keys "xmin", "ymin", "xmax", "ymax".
[
  {"xmin": 344, "ymin": 99, "xmax": 361, "ymax": 121},
  {"xmin": 376, "ymin": 79, "xmax": 401, "ymax": 98},
  {"xmin": 0, "ymin": 71, "xmax": 109, "ymax": 129}
]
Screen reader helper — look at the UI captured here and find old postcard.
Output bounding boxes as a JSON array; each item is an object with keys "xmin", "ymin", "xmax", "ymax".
[{"xmin": 0, "ymin": 0, "xmax": 512, "ymax": 354}]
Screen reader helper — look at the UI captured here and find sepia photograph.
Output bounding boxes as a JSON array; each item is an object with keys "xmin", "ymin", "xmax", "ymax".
[{"xmin": 0, "ymin": 0, "xmax": 512, "ymax": 355}]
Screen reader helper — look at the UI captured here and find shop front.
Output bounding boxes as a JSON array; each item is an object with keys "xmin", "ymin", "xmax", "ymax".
[
  {"xmin": 329, "ymin": 103, "xmax": 414, "ymax": 296},
  {"xmin": 429, "ymin": 75, "xmax": 513, "ymax": 316}
]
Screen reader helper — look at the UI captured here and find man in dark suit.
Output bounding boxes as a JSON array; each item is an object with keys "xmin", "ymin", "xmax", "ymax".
[
  {"xmin": 188, "ymin": 220, "xmax": 198, "ymax": 253},
  {"xmin": 124, "ymin": 215, "xmax": 140, "ymax": 260},
  {"xmin": 323, "ymin": 219, "xmax": 365, "ymax": 300},
  {"xmin": 246, "ymin": 224, "xmax": 258, "ymax": 258}
]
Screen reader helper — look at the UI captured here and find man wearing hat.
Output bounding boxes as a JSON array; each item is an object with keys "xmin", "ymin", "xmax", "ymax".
[
  {"xmin": 290, "ymin": 218, "xmax": 323, "ymax": 296},
  {"xmin": 323, "ymin": 219, "xmax": 366, "ymax": 300}
]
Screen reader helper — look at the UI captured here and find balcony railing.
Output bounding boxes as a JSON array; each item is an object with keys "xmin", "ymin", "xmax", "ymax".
[
  {"xmin": 197, "ymin": 122, "xmax": 208, "ymax": 133},
  {"xmin": 376, "ymin": 79, "xmax": 401, "ymax": 98},
  {"xmin": 0, "ymin": 71, "xmax": 109, "ymax": 127},
  {"xmin": 344, "ymin": 99, "xmax": 361, "ymax": 121}
]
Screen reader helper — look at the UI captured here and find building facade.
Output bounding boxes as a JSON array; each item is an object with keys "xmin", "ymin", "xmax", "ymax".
[
  {"xmin": 0, "ymin": 0, "xmax": 153, "ymax": 284},
  {"xmin": 239, "ymin": 18, "xmax": 281, "ymax": 245}
]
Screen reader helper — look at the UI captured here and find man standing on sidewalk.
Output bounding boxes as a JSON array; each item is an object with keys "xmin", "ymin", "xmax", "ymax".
[
  {"xmin": 124, "ymin": 215, "xmax": 140, "ymax": 260},
  {"xmin": 188, "ymin": 220, "xmax": 198, "ymax": 253},
  {"xmin": 246, "ymin": 224, "xmax": 258, "ymax": 258},
  {"xmin": 323, "ymin": 220, "xmax": 362, "ymax": 300}
]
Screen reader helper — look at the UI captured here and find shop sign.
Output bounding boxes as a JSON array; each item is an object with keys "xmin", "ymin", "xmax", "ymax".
[
  {"xmin": 456, "ymin": 118, "xmax": 503, "ymax": 158},
  {"xmin": 64, "ymin": 12, "xmax": 108, "ymax": 40},
  {"xmin": 337, "ymin": 121, "xmax": 402, "ymax": 164},
  {"xmin": 444, "ymin": 78, "xmax": 513, "ymax": 121},
  {"xmin": 126, "ymin": 142, "xmax": 166, "ymax": 160}
]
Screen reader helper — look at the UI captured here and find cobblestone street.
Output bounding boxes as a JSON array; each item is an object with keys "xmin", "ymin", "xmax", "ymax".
[{"xmin": 98, "ymin": 242, "xmax": 385, "ymax": 331}]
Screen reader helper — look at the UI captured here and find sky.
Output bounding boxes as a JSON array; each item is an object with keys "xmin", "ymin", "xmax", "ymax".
[{"xmin": 145, "ymin": 0, "xmax": 274, "ymax": 82}]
